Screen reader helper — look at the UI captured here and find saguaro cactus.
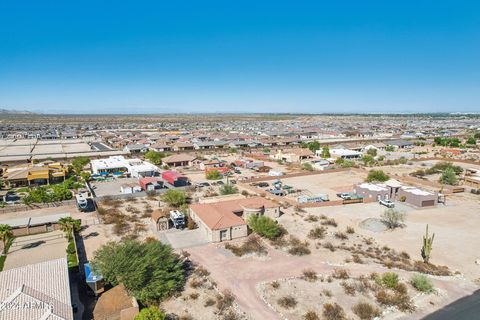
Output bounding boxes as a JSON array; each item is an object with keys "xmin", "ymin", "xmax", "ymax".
[{"xmin": 421, "ymin": 224, "xmax": 435, "ymax": 264}]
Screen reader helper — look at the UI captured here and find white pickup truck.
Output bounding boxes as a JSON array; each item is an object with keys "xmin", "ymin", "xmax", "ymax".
[{"xmin": 379, "ymin": 199, "xmax": 395, "ymax": 208}]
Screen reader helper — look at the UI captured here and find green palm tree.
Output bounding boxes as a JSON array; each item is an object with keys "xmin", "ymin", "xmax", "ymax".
[
  {"xmin": 58, "ymin": 217, "xmax": 81, "ymax": 240},
  {"xmin": 0, "ymin": 224, "xmax": 13, "ymax": 255}
]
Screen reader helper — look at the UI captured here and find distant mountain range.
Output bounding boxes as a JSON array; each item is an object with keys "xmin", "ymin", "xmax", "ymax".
[{"xmin": 0, "ymin": 108, "xmax": 38, "ymax": 115}]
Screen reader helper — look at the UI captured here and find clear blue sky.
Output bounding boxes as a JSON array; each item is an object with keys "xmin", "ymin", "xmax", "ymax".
[{"xmin": 0, "ymin": 1, "xmax": 479, "ymax": 114}]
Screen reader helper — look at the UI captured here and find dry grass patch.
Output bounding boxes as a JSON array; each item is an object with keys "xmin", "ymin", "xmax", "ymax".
[{"xmin": 278, "ymin": 295, "xmax": 297, "ymax": 309}]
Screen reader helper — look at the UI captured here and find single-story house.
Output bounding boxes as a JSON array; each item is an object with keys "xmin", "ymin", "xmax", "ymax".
[
  {"xmin": 273, "ymin": 148, "xmax": 314, "ymax": 163},
  {"xmin": 189, "ymin": 197, "xmax": 280, "ymax": 242},
  {"xmin": 162, "ymin": 154, "xmax": 197, "ymax": 167},
  {"xmin": 353, "ymin": 179, "xmax": 438, "ymax": 207},
  {"xmin": 123, "ymin": 144, "xmax": 148, "ymax": 153},
  {"xmin": 324, "ymin": 148, "xmax": 362, "ymax": 159},
  {"xmin": 386, "ymin": 139, "xmax": 413, "ymax": 149},
  {"xmin": 0, "ymin": 258, "xmax": 74, "ymax": 320}
]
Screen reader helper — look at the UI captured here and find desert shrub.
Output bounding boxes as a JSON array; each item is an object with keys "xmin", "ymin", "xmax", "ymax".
[
  {"xmin": 332, "ymin": 268, "xmax": 350, "ymax": 279},
  {"xmin": 247, "ymin": 215, "xmax": 280, "ymax": 239},
  {"xmin": 352, "ymin": 254, "xmax": 364, "ymax": 264},
  {"xmin": 321, "ymin": 218, "xmax": 338, "ymax": 227},
  {"xmin": 334, "ymin": 232, "xmax": 348, "ymax": 240},
  {"xmin": 323, "ymin": 242, "xmax": 335, "ymax": 252},
  {"xmin": 394, "ymin": 282, "xmax": 408, "ymax": 295},
  {"xmin": 376, "ymin": 289, "xmax": 415, "ymax": 312},
  {"xmin": 410, "ymin": 274, "xmax": 435, "ymax": 293},
  {"xmin": 366, "ymin": 169, "xmax": 389, "ymax": 182},
  {"xmin": 308, "ymin": 227, "xmax": 326, "ymax": 239},
  {"xmin": 400, "ymin": 251, "xmax": 410, "ymax": 259},
  {"xmin": 271, "ymin": 281, "xmax": 280, "ymax": 289},
  {"xmin": 303, "ymin": 310, "xmax": 320, "ymax": 320},
  {"xmin": 323, "ymin": 303, "xmax": 346, "ymax": 320},
  {"xmin": 288, "ymin": 244, "xmax": 311, "ymax": 256},
  {"xmin": 225, "ymin": 235, "xmax": 267, "ymax": 256},
  {"xmin": 413, "ymin": 261, "xmax": 451, "ymax": 276},
  {"xmin": 189, "ymin": 292, "xmax": 199, "ymax": 300},
  {"xmin": 302, "ymin": 269, "xmax": 318, "ymax": 282},
  {"xmin": 305, "ymin": 215, "xmax": 319, "ymax": 222},
  {"xmin": 278, "ymin": 295, "xmax": 297, "ymax": 309},
  {"xmin": 216, "ymin": 290, "xmax": 235, "ymax": 313},
  {"xmin": 346, "ymin": 226, "xmax": 355, "ymax": 234},
  {"xmin": 204, "ymin": 297, "xmax": 216, "ymax": 307},
  {"xmin": 381, "ymin": 272, "xmax": 399, "ymax": 289},
  {"xmin": 322, "ymin": 289, "xmax": 333, "ymax": 297},
  {"xmin": 352, "ymin": 302, "xmax": 381, "ymax": 320},
  {"xmin": 341, "ymin": 281, "xmax": 356, "ymax": 296},
  {"xmin": 190, "ymin": 278, "xmax": 205, "ymax": 289},
  {"xmin": 195, "ymin": 266, "xmax": 210, "ymax": 277},
  {"xmin": 381, "ymin": 208, "xmax": 406, "ymax": 229}
]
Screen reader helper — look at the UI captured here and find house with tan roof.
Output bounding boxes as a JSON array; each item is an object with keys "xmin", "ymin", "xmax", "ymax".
[
  {"xmin": 272, "ymin": 148, "xmax": 314, "ymax": 163},
  {"xmin": 162, "ymin": 153, "xmax": 197, "ymax": 167},
  {"xmin": 189, "ymin": 197, "xmax": 280, "ymax": 242}
]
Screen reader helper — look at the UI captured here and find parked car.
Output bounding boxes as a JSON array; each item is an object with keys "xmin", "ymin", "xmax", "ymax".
[
  {"xmin": 256, "ymin": 182, "xmax": 269, "ymax": 188},
  {"xmin": 336, "ymin": 192, "xmax": 351, "ymax": 200},
  {"xmin": 196, "ymin": 182, "xmax": 210, "ymax": 188},
  {"xmin": 379, "ymin": 199, "xmax": 395, "ymax": 208}
]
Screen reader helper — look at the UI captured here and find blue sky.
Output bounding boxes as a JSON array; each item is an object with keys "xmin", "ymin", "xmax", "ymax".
[{"xmin": 0, "ymin": 1, "xmax": 479, "ymax": 114}]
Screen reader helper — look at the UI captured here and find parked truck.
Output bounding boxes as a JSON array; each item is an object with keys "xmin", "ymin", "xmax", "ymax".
[{"xmin": 169, "ymin": 210, "xmax": 186, "ymax": 229}]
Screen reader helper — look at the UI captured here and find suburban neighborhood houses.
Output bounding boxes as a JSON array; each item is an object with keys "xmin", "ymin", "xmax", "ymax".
[{"xmin": 1, "ymin": 113, "xmax": 480, "ymax": 320}]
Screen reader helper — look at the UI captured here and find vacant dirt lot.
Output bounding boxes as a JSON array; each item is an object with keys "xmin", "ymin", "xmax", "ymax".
[{"xmin": 281, "ymin": 169, "xmax": 366, "ymax": 201}]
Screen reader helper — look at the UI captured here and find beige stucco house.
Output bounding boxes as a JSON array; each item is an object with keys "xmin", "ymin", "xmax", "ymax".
[{"xmin": 189, "ymin": 197, "xmax": 280, "ymax": 242}]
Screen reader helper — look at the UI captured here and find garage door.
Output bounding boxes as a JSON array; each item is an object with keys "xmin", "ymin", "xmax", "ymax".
[{"xmin": 421, "ymin": 200, "xmax": 435, "ymax": 207}]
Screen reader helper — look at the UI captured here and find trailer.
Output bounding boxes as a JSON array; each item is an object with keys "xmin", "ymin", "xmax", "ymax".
[
  {"xmin": 169, "ymin": 210, "xmax": 186, "ymax": 229},
  {"xmin": 75, "ymin": 192, "xmax": 95, "ymax": 212},
  {"xmin": 297, "ymin": 194, "xmax": 329, "ymax": 203}
]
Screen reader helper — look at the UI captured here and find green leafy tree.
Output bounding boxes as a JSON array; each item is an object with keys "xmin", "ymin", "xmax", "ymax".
[
  {"xmin": 466, "ymin": 137, "xmax": 476, "ymax": 145},
  {"xmin": 320, "ymin": 145, "xmax": 331, "ymax": 158},
  {"xmin": 247, "ymin": 215, "xmax": 280, "ymax": 240},
  {"xmin": 71, "ymin": 156, "xmax": 90, "ymax": 175},
  {"xmin": 161, "ymin": 189, "xmax": 187, "ymax": 207},
  {"xmin": 144, "ymin": 151, "xmax": 165, "ymax": 165},
  {"xmin": 366, "ymin": 148, "xmax": 377, "ymax": 157},
  {"xmin": 307, "ymin": 141, "xmax": 320, "ymax": 153},
  {"xmin": 385, "ymin": 146, "xmax": 395, "ymax": 152},
  {"xmin": 302, "ymin": 162, "xmax": 314, "ymax": 171},
  {"xmin": 205, "ymin": 170, "xmax": 222, "ymax": 180},
  {"xmin": 0, "ymin": 224, "xmax": 13, "ymax": 255},
  {"xmin": 440, "ymin": 168, "xmax": 458, "ymax": 185},
  {"xmin": 135, "ymin": 306, "xmax": 166, "ymax": 320},
  {"xmin": 362, "ymin": 155, "xmax": 375, "ymax": 166},
  {"xmin": 366, "ymin": 170, "xmax": 390, "ymax": 183},
  {"xmin": 219, "ymin": 184, "xmax": 238, "ymax": 195},
  {"xmin": 58, "ymin": 217, "xmax": 81, "ymax": 240},
  {"xmin": 92, "ymin": 239, "xmax": 185, "ymax": 304}
]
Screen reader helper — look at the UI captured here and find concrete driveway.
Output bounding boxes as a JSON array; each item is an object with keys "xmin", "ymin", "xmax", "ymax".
[{"xmin": 158, "ymin": 228, "xmax": 209, "ymax": 249}]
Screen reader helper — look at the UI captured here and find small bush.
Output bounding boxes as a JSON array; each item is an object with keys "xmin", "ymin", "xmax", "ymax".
[
  {"xmin": 323, "ymin": 242, "xmax": 335, "ymax": 252},
  {"xmin": 381, "ymin": 208, "xmax": 406, "ymax": 229},
  {"xmin": 195, "ymin": 266, "xmax": 210, "ymax": 277},
  {"xmin": 381, "ymin": 272, "xmax": 399, "ymax": 289},
  {"xmin": 305, "ymin": 215, "xmax": 319, "ymax": 222},
  {"xmin": 247, "ymin": 215, "xmax": 281, "ymax": 239},
  {"xmin": 322, "ymin": 289, "xmax": 333, "ymax": 297},
  {"xmin": 332, "ymin": 268, "xmax": 350, "ymax": 279},
  {"xmin": 341, "ymin": 281, "xmax": 356, "ymax": 296},
  {"xmin": 271, "ymin": 281, "xmax": 280, "ymax": 289},
  {"xmin": 410, "ymin": 274, "xmax": 435, "ymax": 293},
  {"xmin": 302, "ymin": 269, "xmax": 318, "ymax": 282},
  {"xmin": 278, "ymin": 295, "xmax": 297, "ymax": 309},
  {"xmin": 204, "ymin": 297, "xmax": 216, "ymax": 307},
  {"xmin": 321, "ymin": 218, "xmax": 338, "ymax": 227},
  {"xmin": 216, "ymin": 290, "xmax": 235, "ymax": 313},
  {"xmin": 303, "ymin": 311, "xmax": 320, "ymax": 320},
  {"xmin": 323, "ymin": 303, "xmax": 346, "ymax": 320},
  {"xmin": 352, "ymin": 302, "xmax": 381, "ymax": 320},
  {"xmin": 335, "ymin": 232, "xmax": 348, "ymax": 240},
  {"xmin": 308, "ymin": 227, "xmax": 326, "ymax": 239},
  {"xmin": 346, "ymin": 226, "xmax": 355, "ymax": 234},
  {"xmin": 189, "ymin": 292, "xmax": 199, "ymax": 300}
]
